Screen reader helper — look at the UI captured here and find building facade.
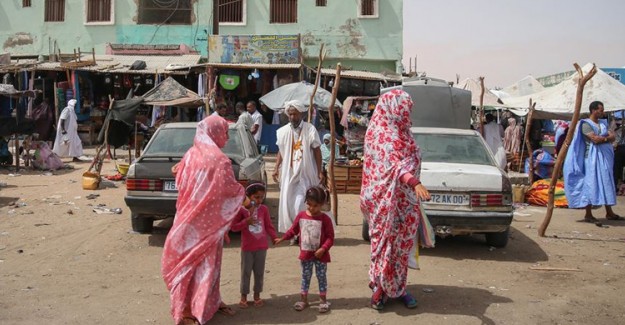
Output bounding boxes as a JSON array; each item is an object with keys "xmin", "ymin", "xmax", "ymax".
[{"xmin": 0, "ymin": 0, "xmax": 403, "ymax": 74}]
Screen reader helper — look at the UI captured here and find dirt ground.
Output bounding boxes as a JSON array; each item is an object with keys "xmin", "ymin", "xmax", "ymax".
[{"xmin": 1, "ymin": 149, "xmax": 625, "ymax": 325}]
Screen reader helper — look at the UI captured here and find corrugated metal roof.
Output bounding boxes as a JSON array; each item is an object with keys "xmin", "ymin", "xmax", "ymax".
[
  {"xmin": 34, "ymin": 54, "xmax": 201, "ymax": 75},
  {"xmin": 317, "ymin": 68, "xmax": 402, "ymax": 82},
  {"xmin": 204, "ymin": 63, "xmax": 301, "ymax": 70}
]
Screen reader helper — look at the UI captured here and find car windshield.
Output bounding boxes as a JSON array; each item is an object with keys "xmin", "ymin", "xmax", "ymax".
[
  {"xmin": 143, "ymin": 127, "xmax": 244, "ymax": 157},
  {"xmin": 414, "ymin": 133, "xmax": 495, "ymax": 166}
]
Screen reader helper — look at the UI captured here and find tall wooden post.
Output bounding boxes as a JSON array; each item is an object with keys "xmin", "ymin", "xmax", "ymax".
[
  {"xmin": 308, "ymin": 44, "xmax": 326, "ymax": 123},
  {"xmin": 538, "ymin": 63, "xmax": 597, "ymax": 237},
  {"xmin": 523, "ymin": 101, "xmax": 536, "ymax": 181},
  {"xmin": 479, "ymin": 77, "xmax": 485, "ymax": 136},
  {"xmin": 327, "ymin": 63, "xmax": 342, "ymax": 223}
]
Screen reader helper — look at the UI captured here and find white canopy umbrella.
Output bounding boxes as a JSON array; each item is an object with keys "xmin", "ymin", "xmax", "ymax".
[{"xmin": 259, "ymin": 81, "xmax": 342, "ymax": 111}]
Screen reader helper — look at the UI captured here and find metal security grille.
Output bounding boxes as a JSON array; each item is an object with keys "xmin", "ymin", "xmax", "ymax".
[
  {"xmin": 219, "ymin": 0, "xmax": 243, "ymax": 23},
  {"xmin": 87, "ymin": 0, "xmax": 112, "ymax": 22},
  {"xmin": 270, "ymin": 0, "xmax": 297, "ymax": 24},
  {"xmin": 22, "ymin": 0, "xmax": 31, "ymax": 7},
  {"xmin": 138, "ymin": 0, "xmax": 192, "ymax": 25},
  {"xmin": 360, "ymin": 0, "xmax": 375, "ymax": 16},
  {"xmin": 316, "ymin": 0, "xmax": 327, "ymax": 6},
  {"xmin": 44, "ymin": 0, "xmax": 65, "ymax": 22}
]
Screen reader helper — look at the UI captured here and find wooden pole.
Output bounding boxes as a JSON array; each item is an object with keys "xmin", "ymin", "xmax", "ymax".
[
  {"xmin": 308, "ymin": 44, "xmax": 326, "ymax": 123},
  {"xmin": 327, "ymin": 63, "xmax": 342, "ymax": 224},
  {"xmin": 479, "ymin": 77, "xmax": 485, "ymax": 136},
  {"xmin": 538, "ymin": 63, "xmax": 597, "ymax": 237},
  {"xmin": 205, "ymin": 66, "xmax": 213, "ymax": 116},
  {"xmin": 524, "ymin": 102, "xmax": 536, "ymax": 180}
]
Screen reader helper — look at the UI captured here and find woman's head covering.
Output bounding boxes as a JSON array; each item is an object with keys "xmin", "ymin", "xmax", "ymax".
[
  {"xmin": 284, "ymin": 100, "xmax": 307, "ymax": 113},
  {"xmin": 323, "ymin": 133, "xmax": 331, "ymax": 142},
  {"xmin": 196, "ymin": 115, "xmax": 229, "ymax": 148},
  {"xmin": 373, "ymin": 89, "xmax": 414, "ymax": 134},
  {"xmin": 508, "ymin": 117, "xmax": 516, "ymax": 127}
]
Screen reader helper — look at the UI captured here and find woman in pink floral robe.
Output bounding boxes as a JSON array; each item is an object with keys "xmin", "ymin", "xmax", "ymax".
[
  {"xmin": 360, "ymin": 90, "xmax": 431, "ymax": 310},
  {"xmin": 162, "ymin": 116, "xmax": 245, "ymax": 324}
]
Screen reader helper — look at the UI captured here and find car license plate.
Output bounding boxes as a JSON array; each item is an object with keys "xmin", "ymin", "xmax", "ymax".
[
  {"xmin": 429, "ymin": 193, "xmax": 470, "ymax": 206},
  {"xmin": 163, "ymin": 181, "xmax": 178, "ymax": 192}
]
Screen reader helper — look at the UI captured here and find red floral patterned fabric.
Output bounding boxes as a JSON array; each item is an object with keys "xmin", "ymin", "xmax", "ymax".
[
  {"xmin": 360, "ymin": 89, "xmax": 423, "ymax": 298},
  {"xmin": 161, "ymin": 116, "xmax": 245, "ymax": 324}
]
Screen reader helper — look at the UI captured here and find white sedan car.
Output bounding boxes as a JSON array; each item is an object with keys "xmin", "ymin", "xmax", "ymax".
[{"xmin": 363, "ymin": 127, "xmax": 513, "ymax": 247}]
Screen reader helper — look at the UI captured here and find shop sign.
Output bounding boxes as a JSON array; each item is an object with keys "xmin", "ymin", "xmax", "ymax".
[{"xmin": 208, "ymin": 35, "xmax": 300, "ymax": 64}]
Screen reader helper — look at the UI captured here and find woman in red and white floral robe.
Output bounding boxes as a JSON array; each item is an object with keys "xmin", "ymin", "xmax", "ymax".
[
  {"xmin": 360, "ymin": 89, "xmax": 431, "ymax": 310},
  {"xmin": 162, "ymin": 116, "xmax": 245, "ymax": 325}
]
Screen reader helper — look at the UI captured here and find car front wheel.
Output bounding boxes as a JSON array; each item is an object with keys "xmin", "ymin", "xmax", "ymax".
[
  {"xmin": 131, "ymin": 213, "xmax": 154, "ymax": 234},
  {"xmin": 485, "ymin": 227, "xmax": 509, "ymax": 248}
]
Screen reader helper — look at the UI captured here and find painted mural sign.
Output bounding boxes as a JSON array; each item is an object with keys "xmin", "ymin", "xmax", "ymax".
[{"xmin": 208, "ymin": 35, "xmax": 300, "ymax": 64}]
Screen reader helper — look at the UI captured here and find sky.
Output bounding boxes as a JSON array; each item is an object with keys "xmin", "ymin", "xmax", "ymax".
[{"xmin": 403, "ymin": 0, "xmax": 625, "ymax": 88}]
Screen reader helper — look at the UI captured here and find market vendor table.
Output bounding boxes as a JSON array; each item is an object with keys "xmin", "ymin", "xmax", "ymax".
[
  {"xmin": 77, "ymin": 123, "xmax": 96, "ymax": 146},
  {"xmin": 331, "ymin": 164, "xmax": 363, "ymax": 194}
]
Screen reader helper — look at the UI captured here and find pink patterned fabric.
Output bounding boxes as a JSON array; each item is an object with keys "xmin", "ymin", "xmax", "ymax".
[
  {"xmin": 360, "ymin": 89, "xmax": 423, "ymax": 299},
  {"xmin": 161, "ymin": 116, "xmax": 245, "ymax": 324}
]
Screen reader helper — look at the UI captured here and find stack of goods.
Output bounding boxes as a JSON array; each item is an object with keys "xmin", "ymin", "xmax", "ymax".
[
  {"xmin": 507, "ymin": 150, "xmax": 529, "ymax": 172},
  {"xmin": 344, "ymin": 113, "xmax": 369, "ymax": 158}
]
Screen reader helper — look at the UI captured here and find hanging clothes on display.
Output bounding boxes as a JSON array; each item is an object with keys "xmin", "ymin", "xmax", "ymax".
[{"xmin": 196, "ymin": 73, "xmax": 206, "ymax": 121}]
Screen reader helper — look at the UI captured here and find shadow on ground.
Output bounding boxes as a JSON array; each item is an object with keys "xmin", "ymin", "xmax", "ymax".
[
  {"xmin": 0, "ymin": 196, "xmax": 20, "ymax": 208},
  {"xmin": 421, "ymin": 226, "xmax": 549, "ymax": 263},
  {"xmin": 209, "ymin": 284, "xmax": 511, "ymax": 325}
]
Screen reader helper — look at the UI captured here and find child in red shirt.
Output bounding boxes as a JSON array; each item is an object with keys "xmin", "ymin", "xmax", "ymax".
[
  {"xmin": 230, "ymin": 183, "xmax": 277, "ymax": 308},
  {"xmin": 275, "ymin": 186, "xmax": 334, "ymax": 313}
]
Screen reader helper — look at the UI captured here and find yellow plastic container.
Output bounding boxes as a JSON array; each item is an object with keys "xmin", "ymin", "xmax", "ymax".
[
  {"xmin": 116, "ymin": 162, "xmax": 130, "ymax": 176},
  {"xmin": 82, "ymin": 171, "xmax": 100, "ymax": 190}
]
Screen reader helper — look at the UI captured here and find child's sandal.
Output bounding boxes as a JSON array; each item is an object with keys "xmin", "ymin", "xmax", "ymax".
[
  {"xmin": 293, "ymin": 301, "xmax": 308, "ymax": 311},
  {"xmin": 319, "ymin": 302, "xmax": 330, "ymax": 313},
  {"xmin": 253, "ymin": 299, "xmax": 264, "ymax": 307},
  {"xmin": 238, "ymin": 300, "xmax": 249, "ymax": 309}
]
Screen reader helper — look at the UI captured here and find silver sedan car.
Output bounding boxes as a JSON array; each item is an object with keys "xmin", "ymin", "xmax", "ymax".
[{"xmin": 124, "ymin": 122, "xmax": 267, "ymax": 233}]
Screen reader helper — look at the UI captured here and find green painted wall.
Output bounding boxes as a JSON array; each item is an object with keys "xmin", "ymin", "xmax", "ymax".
[{"xmin": 1, "ymin": 0, "xmax": 402, "ymax": 73}]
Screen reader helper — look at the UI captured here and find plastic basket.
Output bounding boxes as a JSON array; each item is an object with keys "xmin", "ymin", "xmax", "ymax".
[
  {"xmin": 116, "ymin": 162, "xmax": 129, "ymax": 176},
  {"xmin": 82, "ymin": 171, "xmax": 100, "ymax": 190}
]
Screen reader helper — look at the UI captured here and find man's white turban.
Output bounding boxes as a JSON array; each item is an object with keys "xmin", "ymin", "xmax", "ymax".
[
  {"xmin": 67, "ymin": 99, "xmax": 77, "ymax": 108},
  {"xmin": 283, "ymin": 100, "xmax": 307, "ymax": 113}
]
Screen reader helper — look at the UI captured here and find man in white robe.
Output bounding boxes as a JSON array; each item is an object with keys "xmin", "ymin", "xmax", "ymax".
[
  {"xmin": 273, "ymin": 100, "xmax": 323, "ymax": 234},
  {"xmin": 53, "ymin": 99, "xmax": 83, "ymax": 161},
  {"xmin": 483, "ymin": 113, "xmax": 507, "ymax": 170}
]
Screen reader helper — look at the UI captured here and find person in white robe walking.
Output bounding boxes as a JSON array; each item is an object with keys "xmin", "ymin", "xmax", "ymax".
[
  {"xmin": 483, "ymin": 113, "xmax": 507, "ymax": 170},
  {"xmin": 272, "ymin": 100, "xmax": 324, "ymax": 235},
  {"xmin": 53, "ymin": 99, "xmax": 83, "ymax": 161}
]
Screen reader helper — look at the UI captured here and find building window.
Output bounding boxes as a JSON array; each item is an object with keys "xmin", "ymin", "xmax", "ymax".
[
  {"xmin": 358, "ymin": 0, "xmax": 378, "ymax": 18},
  {"xmin": 316, "ymin": 0, "xmax": 327, "ymax": 6},
  {"xmin": 270, "ymin": 0, "xmax": 297, "ymax": 24},
  {"xmin": 219, "ymin": 0, "xmax": 246, "ymax": 25},
  {"xmin": 138, "ymin": 0, "xmax": 192, "ymax": 25},
  {"xmin": 45, "ymin": 0, "xmax": 65, "ymax": 22},
  {"xmin": 86, "ymin": 0, "xmax": 114, "ymax": 24},
  {"xmin": 23, "ymin": 0, "xmax": 32, "ymax": 7}
]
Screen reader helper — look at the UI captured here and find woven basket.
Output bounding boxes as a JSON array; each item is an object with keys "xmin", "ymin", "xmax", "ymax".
[{"xmin": 82, "ymin": 171, "xmax": 101, "ymax": 190}]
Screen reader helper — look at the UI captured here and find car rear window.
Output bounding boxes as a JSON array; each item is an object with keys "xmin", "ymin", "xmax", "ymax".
[
  {"xmin": 143, "ymin": 127, "xmax": 244, "ymax": 157},
  {"xmin": 413, "ymin": 133, "xmax": 495, "ymax": 166}
]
